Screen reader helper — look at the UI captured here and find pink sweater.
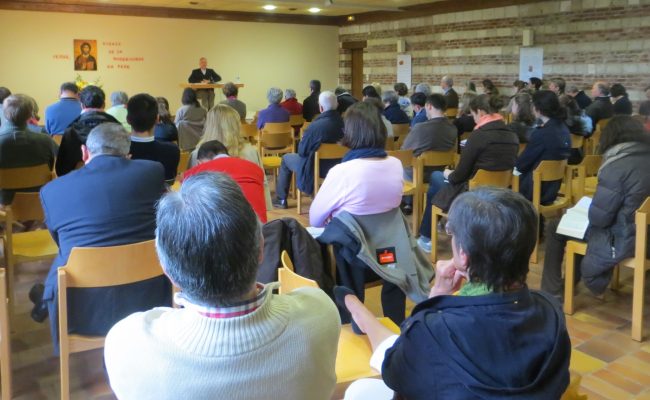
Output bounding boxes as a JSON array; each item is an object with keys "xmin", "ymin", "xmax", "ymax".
[{"xmin": 309, "ymin": 157, "xmax": 404, "ymax": 227}]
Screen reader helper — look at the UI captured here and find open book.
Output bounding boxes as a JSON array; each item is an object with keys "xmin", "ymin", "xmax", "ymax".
[{"xmin": 556, "ymin": 196, "xmax": 592, "ymax": 239}]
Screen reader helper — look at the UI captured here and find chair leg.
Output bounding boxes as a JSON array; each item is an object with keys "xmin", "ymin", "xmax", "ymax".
[
  {"xmin": 610, "ymin": 265, "xmax": 620, "ymax": 291},
  {"xmin": 431, "ymin": 212, "xmax": 440, "ymax": 263},
  {"xmin": 631, "ymin": 263, "xmax": 646, "ymax": 341},
  {"xmin": 564, "ymin": 246, "xmax": 576, "ymax": 315},
  {"xmin": 297, "ymin": 191, "xmax": 302, "ymax": 215},
  {"xmin": 531, "ymin": 215, "xmax": 539, "ymax": 264},
  {"xmin": 60, "ymin": 351, "xmax": 70, "ymax": 400},
  {"xmin": 0, "ymin": 296, "xmax": 11, "ymax": 400},
  {"xmin": 411, "ymin": 190, "xmax": 420, "ymax": 236}
]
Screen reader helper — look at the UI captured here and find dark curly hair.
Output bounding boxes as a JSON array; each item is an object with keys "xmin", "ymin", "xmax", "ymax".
[{"xmin": 599, "ymin": 115, "xmax": 649, "ymax": 154}]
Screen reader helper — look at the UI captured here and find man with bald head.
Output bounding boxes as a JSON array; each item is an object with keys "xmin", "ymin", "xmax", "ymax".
[
  {"xmin": 273, "ymin": 91, "xmax": 344, "ymax": 209},
  {"xmin": 188, "ymin": 57, "xmax": 222, "ymax": 110}
]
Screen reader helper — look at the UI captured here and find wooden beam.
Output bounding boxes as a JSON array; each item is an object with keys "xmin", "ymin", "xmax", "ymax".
[
  {"xmin": 341, "ymin": 41, "xmax": 367, "ymax": 50},
  {"xmin": 0, "ymin": 0, "xmax": 345, "ymax": 26}
]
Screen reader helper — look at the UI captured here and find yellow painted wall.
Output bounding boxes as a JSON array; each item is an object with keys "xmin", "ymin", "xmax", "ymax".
[{"xmin": 0, "ymin": 10, "xmax": 339, "ymax": 119}]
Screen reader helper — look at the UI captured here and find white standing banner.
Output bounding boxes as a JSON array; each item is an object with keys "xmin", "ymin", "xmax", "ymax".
[
  {"xmin": 519, "ymin": 47, "xmax": 544, "ymax": 81},
  {"xmin": 397, "ymin": 54, "xmax": 412, "ymax": 88}
]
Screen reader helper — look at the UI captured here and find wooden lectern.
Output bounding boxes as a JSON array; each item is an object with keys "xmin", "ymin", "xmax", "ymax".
[{"xmin": 179, "ymin": 83, "xmax": 245, "ymax": 90}]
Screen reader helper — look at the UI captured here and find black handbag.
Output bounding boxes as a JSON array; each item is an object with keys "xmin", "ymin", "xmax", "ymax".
[{"xmin": 431, "ymin": 181, "xmax": 468, "ymax": 213}]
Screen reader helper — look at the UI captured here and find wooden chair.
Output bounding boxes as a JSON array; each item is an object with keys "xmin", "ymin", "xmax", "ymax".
[
  {"xmin": 391, "ymin": 123, "xmax": 410, "ymax": 148},
  {"xmin": 289, "ymin": 114, "xmax": 305, "ymax": 129},
  {"xmin": 258, "ymin": 122, "xmax": 294, "ymax": 186},
  {"xmin": 569, "ymin": 155, "xmax": 602, "ymax": 203},
  {"xmin": 387, "ymin": 150, "xmax": 419, "ymax": 232},
  {"xmin": 412, "ymin": 148, "xmax": 456, "ymax": 234},
  {"xmin": 430, "ymin": 169, "xmax": 513, "ymax": 262},
  {"xmin": 0, "ymin": 165, "xmax": 57, "ymax": 307},
  {"xmin": 445, "ymin": 108, "xmax": 458, "ymax": 120},
  {"xmin": 176, "ymin": 150, "xmax": 190, "ymax": 176},
  {"xmin": 0, "ymin": 269, "xmax": 11, "ymax": 400},
  {"xmin": 241, "ymin": 122, "xmax": 258, "ymax": 143},
  {"xmin": 585, "ymin": 118, "xmax": 610, "ymax": 155},
  {"xmin": 530, "ymin": 160, "xmax": 572, "ymax": 263},
  {"xmin": 563, "ymin": 197, "xmax": 650, "ymax": 341},
  {"xmin": 52, "ymin": 135, "xmax": 63, "ymax": 145},
  {"xmin": 569, "ymin": 134, "xmax": 584, "ymax": 151},
  {"xmin": 296, "ymin": 143, "xmax": 348, "ymax": 215},
  {"xmin": 278, "ymin": 250, "xmax": 318, "ymax": 294},
  {"xmin": 57, "ymin": 240, "xmax": 168, "ymax": 400}
]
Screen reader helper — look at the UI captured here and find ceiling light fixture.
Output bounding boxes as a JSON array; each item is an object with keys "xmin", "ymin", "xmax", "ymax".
[
  {"xmin": 347, "ymin": 15, "xmax": 355, "ymax": 21},
  {"xmin": 308, "ymin": 7, "xmax": 321, "ymax": 13},
  {"xmin": 263, "ymin": 4, "xmax": 277, "ymax": 10}
]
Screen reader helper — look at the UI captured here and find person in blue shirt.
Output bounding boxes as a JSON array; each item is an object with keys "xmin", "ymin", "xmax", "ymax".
[
  {"xmin": 44, "ymin": 82, "xmax": 81, "ymax": 135},
  {"xmin": 409, "ymin": 92, "xmax": 427, "ymax": 127},
  {"xmin": 257, "ymin": 87, "xmax": 290, "ymax": 130}
]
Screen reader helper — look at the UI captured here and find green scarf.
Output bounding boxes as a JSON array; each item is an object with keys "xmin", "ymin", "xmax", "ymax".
[{"xmin": 458, "ymin": 282, "xmax": 491, "ymax": 296}]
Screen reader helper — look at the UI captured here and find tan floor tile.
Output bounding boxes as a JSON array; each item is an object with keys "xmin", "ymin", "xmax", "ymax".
[
  {"xmin": 576, "ymin": 339, "xmax": 629, "ymax": 363},
  {"xmin": 593, "ymin": 369, "xmax": 645, "ymax": 395},
  {"xmin": 607, "ymin": 362, "xmax": 650, "ymax": 387},
  {"xmin": 581, "ymin": 375, "xmax": 635, "ymax": 399}
]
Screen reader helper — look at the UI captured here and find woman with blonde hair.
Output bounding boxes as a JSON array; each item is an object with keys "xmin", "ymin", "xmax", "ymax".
[{"xmin": 190, "ymin": 103, "xmax": 272, "ymax": 209}]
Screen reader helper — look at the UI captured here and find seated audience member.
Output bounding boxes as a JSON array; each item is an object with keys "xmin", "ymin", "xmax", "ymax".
[
  {"xmin": 153, "ymin": 97, "xmax": 178, "ymax": 143},
  {"xmin": 341, "ymin": 187, "xmax": 571, "ymax": 399},
  {"xmin": 548, "ymin": 77, "xmax": 566, "ymax": 96},
  {"xmin": 26, "ymin": 96, "xmax": 46, "ymax": 133},
  {"xmin": 335, "ymin": 87, "xmax": 358, "ymax": 115},
  {"xmin": 639, "ymin": 101, "xmax": 650, "ymax": 132},
  {"xmin": 382, "ymin": 90, "xmax": 410, "ymax": 124},
  {"xmin": 364, "ymin": 98, "xmax": 394, "ymax": 139},
  {"xmin": 401, "ymin": 94, "xmax": 456, "ymax": 181},
  {"xmin": 609, "ymin": 83, "xmax": 632, "ymax": 115},
  {"xmin": 394, "ymin": 83, "xmax": 413, "ymax": 117},
  {"xmin": 175, "ymin": 88, "xmax": 207, "ymax": 150},
  {"xmin": 560, "ymin": 94, "xmax": 591, "ymax": 165},
  {"xmin": 542, "ymin": 116, "xmax": 650, "ymax": 297},
  {"xmin": 183, "ymin": 140, "xmax": 266, "ymax": 223},
  {"xmin": 362, "ymin": 85, "xmax": 380, "ymax": 100},
  {"xmin": 0, "ymin": 87, "xmax": 11, "ymax": 126},
  {"xmin": 106, "ymin": 91, "xmax": 130, "ymax": 132},
  {"xmin": 409, "ymin": 92, "xmax": 427, "ymax": 127},
  {"xmin": 191, "ymin": 104, "xmax": 272, "ymax": 209},
  {"xmin": 516, "ymin": 90, "xmax": 571, "ymax": 204},
  {"xmin": 257, "ymin": 87, "xmax": 290, "ymax": 130},
  {"xmin": 127, "ymin": 93, "xmax": 180, "ymax": 183},
  {"xmin": 440, "ymin": 75, "xmax": 459, "ymax": 109},
  {"xmin": 44, "ymin": 82, "xmax": 81, "ymax": 135},
  {"xmin": 0, "ymin": 94, "xmax": 56, "ymax": 205},
  {"xmin": 219, "ymin": 82, "xmax": 247, "ymax": 120},
  {"xmin": 585, "ymin": 81, "xmax": 614, "ymax": 128},
  {"xmin": 55, "ymin": 85, "xmax": 119, "ymax": 176},
  {"xmin": 310, "ymin": 101, "xmax": 403, "ymax": 227},
  {"xmin": 453, "ymin": 91, "xmax": 478, "ymax": 139},
  {"xmin": 105, "ymin": 172, "xmax": 340, "ymax": 400},
  {"xmin": 417, "ymin": 95, "xmax": 518, "ymax": 252},
  {"xmin": 566, "ymin": 85, "xmax": 592, "ymax": 110},
  {"xmin": 512, "ymin": 79, "xmax": 528, "ymax": 95},
  {"xmin": 32, "ymin": 123, "xmax": 171, "ymax": 351},
  {"xmin": 529, "ymin": 77, "xmax": 543, "ymax": 92},
  {"xmin": 507, "ymin": 92, "xmax": 536, "ymax": 144},
  {"xmin": 302, "ymin": 79, "xmax": 321, "ymax": 122},
  {"xmin": 280, "ymin": 88, "xmax": 303, "ymax": 116},
  {"xmin": 414, "ymin": 83, "xmax": 432, "ymax": 96},
  {"xmin": 481, "ymin": 79, "xmax": 499, "ymax": 96},
  {"xmin": 273, "ymin": 91, "xmax": 343, "ymax": 209}
]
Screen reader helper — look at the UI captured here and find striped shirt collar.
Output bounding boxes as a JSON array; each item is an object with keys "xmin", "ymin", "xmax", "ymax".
[
  {"xmin": 130, "ymin": 135, "xmax": 155, "ymax": 143},
  {"xmin": 174, "ymin": 283, "xmax": 267, "ymax": 319}
]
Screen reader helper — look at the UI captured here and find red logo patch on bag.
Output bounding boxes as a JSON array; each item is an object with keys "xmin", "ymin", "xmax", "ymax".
[{"xmin": 376, "ymin": 247, "xmax": 396, "ymax": 265}]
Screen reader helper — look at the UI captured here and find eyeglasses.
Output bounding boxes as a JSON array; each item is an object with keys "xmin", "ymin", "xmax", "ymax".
[{"xmin": 445, "ymin": 222, "xmax": 453, "ymax": 236}]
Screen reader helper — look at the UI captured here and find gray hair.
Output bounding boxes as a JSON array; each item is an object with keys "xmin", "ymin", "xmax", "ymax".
[
  {"xmin": 566, "ymin": 85, "xmax": 579, "ymax": 95},
  {"xmin": 2, "ymin": 94, "xmax": 32, "ymax": 125},
  {"xmin": 284, "ymin": 88, "xmax": 296, "ymax": 99},
  {"xmin": 110, "ymin": 91, "xmax": 128, "ymax": 106},
  {"xmin": 318, "ymin": 91, "xmax": 337, "ymax": 112},
  {"xmin": 85, "ymin": 123, "xmax": 131, "ymax": 156},
  {"xmin": 155, "ymin": 172, "xmax": 261, "ymax": 305},
  {"xmin": 414, "ymin": 83, "xmax": 432, "ymax": 96},
  {"xmin": 267, "ymin": 87, "xmax": 283, "ymax": 104},
  {"xmin": 441, "ymin": 76, "xmax": 454, "ymax": 87},
  {"xmin": 381, "ymin": 90, "xmax": 399, "ymax": 104}
]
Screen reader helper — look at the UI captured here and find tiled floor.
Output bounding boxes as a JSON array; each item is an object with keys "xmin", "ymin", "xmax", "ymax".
[{"xmin": 4, "ymin": 196, "xmax": 650, "ymax": 399}]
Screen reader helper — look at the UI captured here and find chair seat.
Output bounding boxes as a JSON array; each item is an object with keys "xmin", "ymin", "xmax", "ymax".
[
  {"xmin": 540, "ymin": 197, "xmax": 572, "ymax": 214},
  {"xmin": 402, "ymin": 181, "xmax": 415, "ymax": 196},
  {"xmin": 336, "ymin": 318, "xmax": 400, "ymax": 383},
  {"xmin": 262, "ymin": 156, "xmax": 282, "ymax": 169},
  {"xmin": 13, "ymin": 230, "xmax": 58, "ymax": 258}
]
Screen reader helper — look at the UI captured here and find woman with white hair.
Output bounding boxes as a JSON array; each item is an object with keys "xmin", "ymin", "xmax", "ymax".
[
  {"xmin": 106, "ymin": 91, "xmax": 130, "ymax": 132},
  {"xmin": 280, "ymin": 88, "xmax": 303, "ymax": 115},
  {"xmin": 257, "ymin": 87, "xmax": 290, "ymax": 130}
]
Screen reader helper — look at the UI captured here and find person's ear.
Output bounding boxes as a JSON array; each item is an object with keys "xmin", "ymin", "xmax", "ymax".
[
  {"xmin": 81, "ymin": 144, "xmax": 90, "ymax": 163},
  {"xmin": 457, "ymin": 245, "xmax": 469, "ymax": 270}
]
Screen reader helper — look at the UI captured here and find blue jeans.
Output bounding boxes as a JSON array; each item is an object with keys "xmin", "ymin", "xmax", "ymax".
[{"xmin": 419, "ymin": 171, "xmax": 447, "ymax": 238}]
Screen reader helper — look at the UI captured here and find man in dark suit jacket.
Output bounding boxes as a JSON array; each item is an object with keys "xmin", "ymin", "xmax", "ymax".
[
  {"xmin": 34, "ymin": 123, "xmax": 171, "ymax": 353},
  {"xmin": 585, "ymin": 81, "xmax": 614, "ymax": 131},
  {"xmin": 273, "ymin": 91, "xmax": 344, "ymax": 209},
  {"xmin": 441, "ymin": 76, "xmax": 459, "ymax": 109},
  {"xmin": 334, "ymin": 87, "xmax": 358, "ymax": 115},
  {"xmin": 188, "ymin": 57, "xmax": 222, "ymax": 110},
  {"xmin": 302, "ymin": 80, "xmax": 321, "ymax": 122}
]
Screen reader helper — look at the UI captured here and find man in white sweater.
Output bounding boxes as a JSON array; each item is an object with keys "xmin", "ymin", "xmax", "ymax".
[{"xmin": 104, "ymin": 172, "xmax": 341, "ymax": 400}]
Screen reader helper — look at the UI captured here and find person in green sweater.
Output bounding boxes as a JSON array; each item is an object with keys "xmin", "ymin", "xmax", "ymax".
[{"xmin": 105, "ymin": 172, "xmax": 341, "ymax": 400}]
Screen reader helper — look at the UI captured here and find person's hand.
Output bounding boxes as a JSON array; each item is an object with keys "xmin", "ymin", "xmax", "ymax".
[
  {"xmin": 430, "ymin": 259, "xmax": 465, "ymax": 297},
  {"xmin": 443, "ymin": 168, "xmax": 453, "ymax": 179},
  {"xmin": 201, "ymin": 79, "xmax": 209, "ymax": 84}
]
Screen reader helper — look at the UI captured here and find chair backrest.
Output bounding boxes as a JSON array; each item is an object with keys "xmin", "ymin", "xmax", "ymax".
[
  {"xmin": 241, "ymin": 123, "xmax": 258, "ymax": 142},
  {"xmin": 52, "ymin": 135, "xmax": 63, "ymax": 145},
  {"xmin": 445, "ymin": 108, "xmax": 458, "ymax": 119},
  {"xmin": 532, "ymin": 159, "xmax": 570, "ymax": 207},
  {"xmin": 518, "ymin": 143, "xmax": 527, "ymax": 156},
  {"xmin": 386, "ymin": 150, "xmax": 414, "ymax": 169},
  {"xmin": 289, "ymin": 114, "xmax": 305, "ymax": 128},
  {"xmin": 176, "ymin": 120, "xmax": 203, "ymax": 151},
  {"xmin": 392, "ymin": 123, "xmax": 410, "ymax": 147},
  {"xmin": 278, "ymin": 250, "xmax": 318, "ymax": 295},
  {"xmin": 260, "ymin": 122, "xmax": 293, "ymax": 152},
  {"xmin": 570, "ymin": 135, "xmax": 584, "ymax": 149},
  {"xmin": 581, "ymin": 155, "xmax": 602, "ymax": 177},
  {"xmin": 177, "ymin": 151, "xmax": 190, "ymax": 175},
  {"xmin": 468, "ymin": 169, "xmax": 513, "ymax": 190},
  {"xmin": 0, "ymin": 164, "xmax": 52, "ymax": 190},
  {"xmin": 0, "ymin": 268, "xmax": 11, "ymax": 400},
  {"xmin": 417, "ymin": 148, "xmax": 456, "ymax": 169},
  {"xmin": 314, "ymin": 143, "xmax": 349, "ymax": 195},
  {"xmin": 8, "ymin": 192, "xmax": 46, "ymax": 221}
]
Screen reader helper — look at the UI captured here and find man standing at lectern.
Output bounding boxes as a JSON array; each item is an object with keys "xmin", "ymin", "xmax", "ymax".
[{"xmin": 188, "ymin": 57, "xmax": 221, "ymax": 110}]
